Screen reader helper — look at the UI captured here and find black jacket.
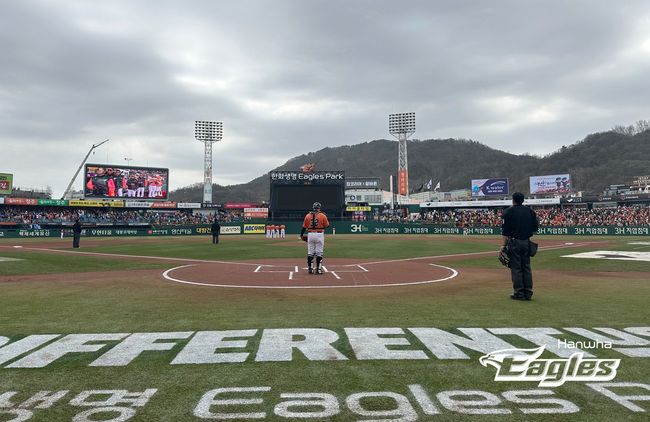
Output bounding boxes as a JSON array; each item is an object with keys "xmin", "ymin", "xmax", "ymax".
[
  {"xmin": 502, "ymin": 205, "xmax": 538, "ymax": 240},
  {"xmin": 211, "ymin": 221, "xmax": 221, "ymax": 235}
]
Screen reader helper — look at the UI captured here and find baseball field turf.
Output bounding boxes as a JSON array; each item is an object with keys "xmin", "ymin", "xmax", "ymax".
[{"xmin": 0, "ymin": 234, "xmax": 649, "ymax": 421}]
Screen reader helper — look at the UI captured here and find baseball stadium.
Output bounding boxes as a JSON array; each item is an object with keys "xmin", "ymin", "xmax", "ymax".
[
  {"xmin": 2, "ymin": 2, "xmax": 650, "ymax": 421},
  {"xmin": 2, "ymin": 148, "xmax": 650, "ymax": 421}
]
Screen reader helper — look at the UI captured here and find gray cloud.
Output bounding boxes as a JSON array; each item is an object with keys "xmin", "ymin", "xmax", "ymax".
[{"xmin": 1, "ymin": 0, "xmax": 649, "ymax": 196}]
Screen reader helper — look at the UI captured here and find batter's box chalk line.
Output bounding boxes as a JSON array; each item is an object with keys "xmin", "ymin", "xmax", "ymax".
[{"xmin": 254, "ymin": 263, "xmax": 369, "ymax": 280}]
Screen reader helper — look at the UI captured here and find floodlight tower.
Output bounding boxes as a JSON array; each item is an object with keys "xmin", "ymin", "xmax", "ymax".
[
  {"xmin": 388, "ymin": 112, "xmax": 416, "ymax": 197},
  {"xmin": 195, "ymin": 121, "xmax": 223, "ymax": 203}
]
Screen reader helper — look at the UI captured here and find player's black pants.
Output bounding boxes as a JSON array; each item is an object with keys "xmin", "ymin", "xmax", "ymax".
[
  {"xmin": 508, "ymin": 238, "xmax": 533, "ymax": 299},
  {"xmin": 212, "ymin": 234, "xmax": 219, "ymax": 244},
  {"xmin": 73, "ymin": 234, "xmax": 81, "ymax": 248}
]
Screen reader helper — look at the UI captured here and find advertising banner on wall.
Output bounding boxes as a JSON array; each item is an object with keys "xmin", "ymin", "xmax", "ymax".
[
  {"xmin": 37, "ymin": 199, "xmax": 69, "ymax": 206},
  {"xmin": 69, "ymin": 200, "xmax": 125, "ymax": 208},
  {"xmin": 150, "ymin": 202, "xmax": 177, "ymax": 209},
  {"xmin": 125, "ymin": 201, "xmax": 153, "ymax": 208},
  {"xmin": 0, "ymin": 173, "xmax": 13, "ymax": 195},
  {"xmin": 225, "ymin": 203, "xmax": 258, "ymax": 209},
  {"xmin": 471, "ymin": 178, "xmax": 509, "ymax": 196},
  {"xmin": 345, "ymin": 177, "xmax": 381, "ymax": 189},
  {"xmin": 243, "ymin": 224, "xmax": 266, "ymax": 234},
  {"xmin": 529, "ymin": 174, "xmax": 572, "ymax": 194},
  {"xmin": 200, "ymin": 203, "xmax": 222, "ymax": 209},
  {"xmin": 244, "ymin": 208, "xmax": 269, "ymax": 218},
  {"xmin": 5, "ymin": 198, "xmax": 38, "ymax": 205},
  {"xmin": 177, "ymin": 202, "xmax": 202, "ymax": 209},
  {"xmin": 346, "ymin": 206, "xmax": 372, "ymax": 212},
  {"xmin": 220, "ymin": 226, "xmax": 242, "ymax": 234},
  {"xmin": 398, "ymin": 170, "xmax": 408, "ymax": 196},
  {"xmin": 421, "ymin": 197, "xmax": 560, "ymax": 208}
]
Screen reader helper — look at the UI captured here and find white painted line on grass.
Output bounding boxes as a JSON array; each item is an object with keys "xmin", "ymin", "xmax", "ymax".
[
  {"xmin": 0, "ymin": 246, "xmax": 261, "ymax": 266},
  {"xmin": 358, "ymin": 242, "xmax": 592, "ymax": 266},
  {"xmin": 562, "ymin": 251, "xmax": 650, "ymax": 262}
]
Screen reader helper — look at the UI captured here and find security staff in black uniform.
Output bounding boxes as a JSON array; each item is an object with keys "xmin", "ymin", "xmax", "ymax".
[
  {"xmin": 211, "ymin": 219, "xmax": 221, "ymax": 244},
  {"xmin": 501, "ymin": 192, "xmax": 538, "ymax": 301},
  {"xmin": 72, "ymin": 219, "xmax": 82, "ymax": 249}
]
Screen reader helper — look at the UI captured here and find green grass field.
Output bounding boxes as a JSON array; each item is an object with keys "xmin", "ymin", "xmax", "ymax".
[{"xmin": 0, "ymin": 234, "xmax": 649, "ymax": 421}]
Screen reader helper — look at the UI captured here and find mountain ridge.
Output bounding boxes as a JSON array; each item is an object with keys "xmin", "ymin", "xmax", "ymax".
[{"xmin": 170, "ymin": 129, "xmax": 650, "ymax": 203}]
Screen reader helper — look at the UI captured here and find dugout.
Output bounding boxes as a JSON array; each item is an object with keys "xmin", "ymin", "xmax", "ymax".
[{"xmin": 269, "ymin": 170, "xmax": 345, "ymax": 220}]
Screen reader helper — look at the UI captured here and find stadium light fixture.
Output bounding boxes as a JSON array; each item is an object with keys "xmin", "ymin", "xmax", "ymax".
[
  {"xmin": 195, "ymin": 121, "xmax": 223, "ymax": 203},
  {"xmin": 388, "ymin": 112, "xmax": 415, "ymax": 198}
]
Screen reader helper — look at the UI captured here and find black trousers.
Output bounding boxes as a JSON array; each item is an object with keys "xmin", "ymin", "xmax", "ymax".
[
  {"xmin": 212, "ymin": 234, "xmax": 219, "ymax": 244},
  {"xmin": 508, "ymin": 238, "xmax": 533, "ymax": 298},
  {"xmin": 73, "ymin": 234, "xmax": 81, "ymax": 248}
]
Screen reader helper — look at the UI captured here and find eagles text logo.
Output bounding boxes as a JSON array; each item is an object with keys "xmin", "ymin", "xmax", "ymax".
[{"xmin": 479, "ymin": 346, "xmax": 620, "ymax": 387}]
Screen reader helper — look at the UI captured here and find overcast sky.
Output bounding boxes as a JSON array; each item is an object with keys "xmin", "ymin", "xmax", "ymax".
[{"xmin": 1, "ymin": 0, "xmax": 649, "ymax": 196}]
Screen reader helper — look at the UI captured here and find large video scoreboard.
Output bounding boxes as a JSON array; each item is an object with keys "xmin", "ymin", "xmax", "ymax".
[{"xmin": 269, "ymin": 171, "xmax": 345, "ymax": 218}]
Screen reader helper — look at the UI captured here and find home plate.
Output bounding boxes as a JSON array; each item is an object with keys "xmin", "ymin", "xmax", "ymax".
[{"xmin": 562, "ymin": 251, "xmax": 650, "ymax": 262}]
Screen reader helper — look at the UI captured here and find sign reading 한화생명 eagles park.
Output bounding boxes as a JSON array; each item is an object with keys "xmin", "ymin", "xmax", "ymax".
[
  {"xmin": 529, "ymin": 174, "xmax": 572, "ymax": 194},
  {"xmin": 471, "ymin": 178, "xmax": 509, "ymax": 197},
  {"xmin": 0, "ymin": 173, "xmax": 13, "ymax": 195}
]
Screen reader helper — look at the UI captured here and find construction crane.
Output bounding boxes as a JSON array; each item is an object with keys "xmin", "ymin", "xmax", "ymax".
[{"xmin": 60, "ymin": 139, "xmax": 109, "ymax": 200}]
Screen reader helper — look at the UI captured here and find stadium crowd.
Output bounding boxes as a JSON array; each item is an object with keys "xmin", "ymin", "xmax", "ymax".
[
  {"xmin": 1, "ymin": 205, "xmax": 650, "ymax": 228},
  {"xmin": 0, "ymin": 206, "xmax": 242, "ymax": 227},
  {"xmin": 420, "ymin": 206, "xmax": 650, "ymax": 227}
]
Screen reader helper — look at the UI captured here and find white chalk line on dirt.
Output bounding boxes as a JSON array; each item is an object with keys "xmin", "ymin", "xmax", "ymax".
[{"xmin": 161, "ymin": 264, "xmax": 459, "ymax": 290}]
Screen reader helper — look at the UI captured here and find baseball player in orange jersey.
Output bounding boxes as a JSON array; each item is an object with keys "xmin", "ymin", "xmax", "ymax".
[{"xmin": 300, "ymin": 202, "xmax": 330, "ymax": 274}]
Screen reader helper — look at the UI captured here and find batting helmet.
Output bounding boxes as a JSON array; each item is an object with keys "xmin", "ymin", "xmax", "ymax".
[{"xmin": 312, "ymin": 202, "xmax": 321, "ymax": 210}]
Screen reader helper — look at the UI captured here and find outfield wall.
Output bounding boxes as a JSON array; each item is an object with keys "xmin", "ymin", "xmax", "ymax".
[{"xmin": 1, "ymin": 222, "xmax": 649, "ymax": 238}]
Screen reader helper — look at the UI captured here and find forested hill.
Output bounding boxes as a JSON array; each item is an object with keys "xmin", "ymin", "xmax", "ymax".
[{"xmin": 170, "ymin": 128, "xmax": 650, "ymax": 203}]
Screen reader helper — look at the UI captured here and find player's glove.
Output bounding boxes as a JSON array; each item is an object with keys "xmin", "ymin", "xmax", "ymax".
[
  {"xmin": 301, "ymin": 235, "xmax": 308, "ymax": 242},
  {"xmin": 498, "ymin": 248, "xmax": 510, "ymax": 268}
]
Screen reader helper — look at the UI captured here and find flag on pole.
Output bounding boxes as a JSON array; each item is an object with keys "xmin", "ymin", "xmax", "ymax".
[
  {"xmin": 425, "ymin": 179, "xmax": 433, "ymax": 190},
  {"xmin": 434, "ymin": 181, "xmax": 441, "ymax": 191},
  {"xmin": 417, "ymin": 183, "xmax": 424, "ymax": 192}
]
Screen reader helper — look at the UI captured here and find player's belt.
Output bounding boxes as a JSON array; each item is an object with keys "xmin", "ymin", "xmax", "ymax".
[{"xmin": 307, "ymin": 229, "xmax": 324, "ymax": 233}]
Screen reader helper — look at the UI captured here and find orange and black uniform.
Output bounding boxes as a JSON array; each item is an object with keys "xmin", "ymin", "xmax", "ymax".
[{"xmin": 300, "ymin": 210, "xmax": 330, "ymax": 272}]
